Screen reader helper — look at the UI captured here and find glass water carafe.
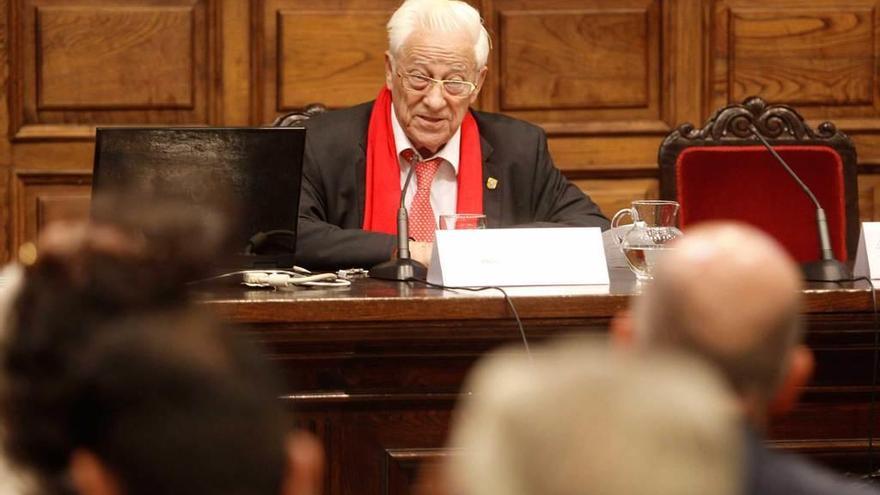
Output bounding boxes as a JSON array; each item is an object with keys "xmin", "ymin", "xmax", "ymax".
[{"xmin": 611, "ymin": 200, "xmax": 683, "ymax": 281}]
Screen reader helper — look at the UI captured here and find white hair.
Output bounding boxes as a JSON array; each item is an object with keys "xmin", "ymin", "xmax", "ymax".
[
  {"xmin": 387, "ymin": 0, "xmax": 491, "ymax": 68},
  {"xmin": 448, "ymin": 341, "xmax": 742, "ymax": 495}
]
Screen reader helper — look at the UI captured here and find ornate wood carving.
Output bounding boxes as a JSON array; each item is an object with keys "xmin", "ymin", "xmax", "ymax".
[
  {"xmin": 664, "ymin": 96, "xmax": 848, "ymax": 144},
  {"xmin": 658, "ymin": 96, "xmax": 860, "ymax": 259},
  {"xmin": 271, "ymin": 103, "xmax": 327, "ymax": 127}
]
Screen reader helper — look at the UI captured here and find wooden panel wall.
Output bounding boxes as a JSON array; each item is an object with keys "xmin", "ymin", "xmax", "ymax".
[{"xmin": 2, "ymin": 0, "xmax": 880, "ymax": 260}]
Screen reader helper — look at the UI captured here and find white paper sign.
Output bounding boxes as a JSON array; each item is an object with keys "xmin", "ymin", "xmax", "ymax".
[
  {"xmin": 427, "ymin": 227, "xmax": 609, "ymax": 287},
  {"xmin": 854, "ymin": 222, "xmax": 880, "ymax": 279}
]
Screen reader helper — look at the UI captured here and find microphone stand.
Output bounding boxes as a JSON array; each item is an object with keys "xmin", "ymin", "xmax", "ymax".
[
  {"xmin": 749, "ymin": 125, "xmax": 851, "ymax": 282},
  {"xmin": 368, "ymin": 151, "xmax": 428, "ymax": 281}
]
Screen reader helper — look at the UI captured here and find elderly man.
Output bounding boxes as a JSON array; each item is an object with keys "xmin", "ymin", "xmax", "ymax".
[
  {"xmin": 612, "ymin": 223, "xmax": 879, "ymax": 495},
  {"xmin": 296, "ymin": 0, "xmax": 608, "ymax": 270},
  {"xmin": 445, "ymin": 340, "xmax": 743, "ymax": 495}
]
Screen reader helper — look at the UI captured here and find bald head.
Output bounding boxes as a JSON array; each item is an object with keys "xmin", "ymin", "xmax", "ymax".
[{"xmin": 633, "ymin": 223, "xmax": 803, "ymax": 402}]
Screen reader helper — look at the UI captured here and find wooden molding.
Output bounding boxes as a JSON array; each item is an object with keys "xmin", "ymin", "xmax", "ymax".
[
  {"xmin": 11, "ymin": 0, "xmax": 218, "ymax": 139},
  {"xmin": 385, "ymin": 449, "xmax": 457, "ymax": 495},
  {"xmin": 12, "ymin": 170, "xmax": 91, "ymax": 251}
]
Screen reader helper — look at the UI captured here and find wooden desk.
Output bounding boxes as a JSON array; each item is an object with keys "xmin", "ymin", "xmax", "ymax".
[{"xmin": 197, "ymin": 269, "xmax": 879, "ymax": 495}]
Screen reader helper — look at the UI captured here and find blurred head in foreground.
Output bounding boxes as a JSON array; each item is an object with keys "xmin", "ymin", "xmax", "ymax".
[
  {"xmin": 0, "ymin": 198, "xmax": 323, "ymax": 495},
  {"xmin": 613, "ymin": 222, "xmax": 810, "ymax": 429},
  {"xmin": 30, "ymin": 311, "xmax": 319, "ymax": 495},
  {"xmin": 446, "ymin": 341, "xmax": 742, "ymax": 495}
]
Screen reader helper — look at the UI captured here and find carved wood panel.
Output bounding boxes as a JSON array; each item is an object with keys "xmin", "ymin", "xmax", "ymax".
[
  {"xmin": 12, "ymin": 0, "xmax": 218, "ymax": 140},
  {"xmin": 290, "ymin": 403, "xmax": 454, "ymax": 495},
  {"xmin": 488, "ymin": 0, "xmax": 670, "ymax": 135},
  {"xmin": 277, "ymin": 12, "xmax": 389, "ymax": 110},
  {"xmin": 384, "ymin": 448, "xmax": 452, "ymax": 495},
  {"xmin": 258, "ymin": 0, "xmax": 402, "ymax": 124},
  {"xmin": 549, "ymin": 135, "xmax": 666, "ymax": 173},
  {"xmin": 36, "ymin": 193, "xmax": 91, "ymax": 231},
  {"xmin": 574, "ymin": 178, "xmax": 659, "ymax": 219},
  {"xmin": 6, "ymin": 0, "xmax": 880, "ymax": 268},
  {"xmin": 857, "ymin": 174, "xmax": 880, "ymax": 220},
  {"xmin": 708, "ymin": 0, "xmax": 880, "ymax": 130},
  {"xmin": 37, "ymin": 7, "xmax": 194, "ymax": 109},
  {"xmin": 12, "ymin": 172, "xmax": 91, "ymax": 250}
]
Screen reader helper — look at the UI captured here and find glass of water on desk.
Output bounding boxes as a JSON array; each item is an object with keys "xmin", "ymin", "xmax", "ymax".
[
  {"xmin": 439, "ymin": 214, "xmax": 487, "ymax": 230},
  {"xmin": 611, "ymin": 200, "xmax": 683, "ymax": 281}
]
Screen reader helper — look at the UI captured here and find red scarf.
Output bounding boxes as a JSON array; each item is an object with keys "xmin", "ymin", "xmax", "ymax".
[{"xmin": 362, "ymin": 87, "xmax": 483, "ymax": 235}]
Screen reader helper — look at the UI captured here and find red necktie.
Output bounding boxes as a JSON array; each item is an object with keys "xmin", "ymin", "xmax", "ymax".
[{"xmin": 409, "ymin": 157, "xmax": 442, "ymax": 242}]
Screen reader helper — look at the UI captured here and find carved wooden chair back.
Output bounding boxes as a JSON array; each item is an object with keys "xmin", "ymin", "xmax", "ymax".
[
  {"xmin": 658, "ymin": 97, "xmax": 858, "ymax": 262},
  {"xmin": 271, "ymin": 103, "xmax": 328, "ymax": 127}
]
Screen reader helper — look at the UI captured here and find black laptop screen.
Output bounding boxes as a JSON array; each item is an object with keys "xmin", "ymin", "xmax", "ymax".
[{"xmin": 92, "ymin": 127, "xmax": 305, "ymax": 266}]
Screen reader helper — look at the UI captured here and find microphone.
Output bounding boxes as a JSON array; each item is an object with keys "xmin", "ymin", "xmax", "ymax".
[
  {"xmin": 368, "ymin": 150, "xmax": 428, "ymax": 281},
  {"xmin": 748, "ymin": 125, "xmax": 851, "ymax": 282},
  {"xmin": 396, "ymin": 154, "xmax": 418, "ymax": 260}
]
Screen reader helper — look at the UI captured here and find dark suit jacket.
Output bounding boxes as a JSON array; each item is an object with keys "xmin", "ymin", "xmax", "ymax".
[
  {"xmin": 745, "ymin": 428, "xmax": 880, "ymax": 495},
  {"xmin": 296, "ymin": 101, "xmax": 609, "ymax": 270}
]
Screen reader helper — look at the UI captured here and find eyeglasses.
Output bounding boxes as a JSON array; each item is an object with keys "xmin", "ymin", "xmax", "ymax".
[{"xmin": 397, "ymin": 71, "xmax": 477, "ymax": 98}]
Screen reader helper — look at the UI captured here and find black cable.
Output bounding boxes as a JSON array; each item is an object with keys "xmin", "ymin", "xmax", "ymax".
[{"xmin": 404, "ymin": 278, "xmax": 532, "ymax": 360}]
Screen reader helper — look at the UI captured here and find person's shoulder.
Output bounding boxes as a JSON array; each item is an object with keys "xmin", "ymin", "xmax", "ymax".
[
  {"xmin": 748, "ymin": 438, "xmax": 879, "ymax": 495},
  {"xmin": 304, "ymin": 101, "xmax": 373, "ymax": 136},
  {"xmin": 470, "ymin": 109, "xmax": 545, "ymax": 142}
]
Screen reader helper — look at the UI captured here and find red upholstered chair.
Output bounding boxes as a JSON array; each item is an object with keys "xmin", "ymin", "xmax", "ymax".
[{"xmin": 658, "ymin": 97, "xmax": 859, "ymax": 263}]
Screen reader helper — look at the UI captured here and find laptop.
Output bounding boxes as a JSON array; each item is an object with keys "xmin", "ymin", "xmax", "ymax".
[{"xmin": 92, "ymin": 127, "xmax": 305, "ymax": 269}]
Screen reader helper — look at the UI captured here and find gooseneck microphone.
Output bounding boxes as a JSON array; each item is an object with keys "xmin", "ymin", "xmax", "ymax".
[
  {"xmin": 369, "ymin": 151, "xmax": 429, "ymax": 281},
  {"xmin": 748, "ymin": 124, "xmax": 851, "ymax": 282},
  {"xmin": 396, "ymin": 158, "xmax": 417, "ymax": 260}
]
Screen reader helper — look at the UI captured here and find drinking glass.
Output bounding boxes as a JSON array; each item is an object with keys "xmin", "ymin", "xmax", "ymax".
[{"xmin": 439, "ymin": 214, "xmax": 487, "ymax": 230}]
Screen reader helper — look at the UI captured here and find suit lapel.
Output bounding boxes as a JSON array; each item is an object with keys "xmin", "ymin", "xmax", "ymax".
[{"xmin": 480, "ymin": 135, "xmax": 502, "ymax": 226}]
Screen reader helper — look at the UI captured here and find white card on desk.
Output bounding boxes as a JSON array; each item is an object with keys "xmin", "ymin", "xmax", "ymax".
[
  {"xmin": 854, "ymin": 222, "xmax": 880, "ymax": 279},
  {"xmin": 426, "ymin": 227, "xmax": 609, "ymax": 287}
]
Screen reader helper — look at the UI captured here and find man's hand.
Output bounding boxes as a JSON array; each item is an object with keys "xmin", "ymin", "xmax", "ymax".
[{"xmin": 409, "ymin": 241, "xmax": 434, "ymax": 267}]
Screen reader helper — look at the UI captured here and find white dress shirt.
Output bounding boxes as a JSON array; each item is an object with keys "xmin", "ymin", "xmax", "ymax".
[{"xmin": 391, "ymin": 105, "xmax": 460, "ymax": 226}]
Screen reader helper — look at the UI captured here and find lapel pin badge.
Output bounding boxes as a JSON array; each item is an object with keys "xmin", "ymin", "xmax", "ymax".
[{"xmin": 486, "ymin": 177, "xmax": 498, "ymax": 190}]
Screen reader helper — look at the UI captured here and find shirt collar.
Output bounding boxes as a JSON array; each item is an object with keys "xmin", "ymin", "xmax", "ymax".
[{"xmin": 391, "ymin": 104, "xmax": 460, "ymax": 175}]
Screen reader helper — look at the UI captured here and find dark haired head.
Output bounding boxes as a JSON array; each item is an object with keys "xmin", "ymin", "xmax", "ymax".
[
  {"xmin": 67, "ymin": 311, "xmax": 289, "ymax": 495},
  {"xmin": 0, "ymin": 197, "xmax": 248, "ymax": 494}
]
